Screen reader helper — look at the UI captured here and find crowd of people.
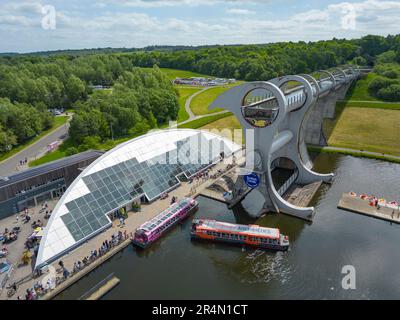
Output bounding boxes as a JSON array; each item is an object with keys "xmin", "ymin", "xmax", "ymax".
[
  {"xmin": 71, "ymin": 230, "xmax": 130, "ymax": 274},
  {"xmin": 189, "ymin": 162, "xmax": 235, "ymax": 195},
  {"xmin": 14, "ymin": 229, "xmax": 131, "ymax": 300}
]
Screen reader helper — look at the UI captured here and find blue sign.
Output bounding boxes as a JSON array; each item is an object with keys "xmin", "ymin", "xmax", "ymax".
[{"xmin": 243, "ymin": 173, "xmax": 260, "ymax": 188}]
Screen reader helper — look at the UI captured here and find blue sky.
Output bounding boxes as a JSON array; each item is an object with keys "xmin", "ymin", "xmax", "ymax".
[{"xmin": 0, "ymin": 0, "xmax": 399, "ymax": 53}]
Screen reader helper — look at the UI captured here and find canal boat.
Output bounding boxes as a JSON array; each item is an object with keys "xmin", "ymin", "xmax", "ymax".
[
  {"xmin": 132, "ymin": 197, "xmax": 199, "ymax": 248},
  {"xmin": 190, "ymin": 219, "xmax": 289, "ymax": 251}
]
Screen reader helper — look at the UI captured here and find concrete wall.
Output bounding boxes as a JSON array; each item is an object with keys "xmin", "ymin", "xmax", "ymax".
[{"xmin": 303, "ymin": 82, "xmax": 353, "ymax": 146}]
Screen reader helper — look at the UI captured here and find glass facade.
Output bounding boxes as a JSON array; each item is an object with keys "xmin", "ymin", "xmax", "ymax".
[{"xmin": 36, "ymin": 129, "xmax": 241, "ymax": 268}]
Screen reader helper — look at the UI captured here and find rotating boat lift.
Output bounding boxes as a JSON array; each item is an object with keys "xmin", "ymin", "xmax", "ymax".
[{"xmin": 209, "ymin": 66, "xmax": 361, "ymax": 221}]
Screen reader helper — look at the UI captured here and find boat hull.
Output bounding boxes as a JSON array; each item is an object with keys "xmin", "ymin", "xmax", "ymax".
[
  {"xmin": 190, "ymin": 232, "xmax": 289, "ymax": 251},
  {"xmin": 132, "ymin": 203, "xmax": 198, "ymax": 249}
]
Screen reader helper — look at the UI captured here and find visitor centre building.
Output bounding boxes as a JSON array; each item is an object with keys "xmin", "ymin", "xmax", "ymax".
[{"xmin": 35, "ymin": 129, "xmax": 241, "ymax": 269}]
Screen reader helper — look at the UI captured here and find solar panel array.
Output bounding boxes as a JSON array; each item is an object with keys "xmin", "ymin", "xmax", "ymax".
[{"xmin": 140, "ymin": 198, "xmax": 191, "ymax": 232}]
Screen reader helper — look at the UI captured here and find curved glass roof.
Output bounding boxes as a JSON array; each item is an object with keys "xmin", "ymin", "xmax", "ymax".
[{"xmin": 36, "ymin": 129, "xmax": 241, "ymax": 268}]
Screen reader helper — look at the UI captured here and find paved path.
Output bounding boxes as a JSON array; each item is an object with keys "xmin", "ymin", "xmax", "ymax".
[
  {"xmin": 184, "ymin": 87, "xmax": 213, "ymax": 121},
  {"xmin": 0, "ymin": 115, "xmax": 71, "ymax": 177},
  {"xmin": 318, "ymin": 146, "xmax": 400, "ymax": 161},
  {"xmin": 173, "ymin": 110, "xmax": 231, "ymax": 128}
]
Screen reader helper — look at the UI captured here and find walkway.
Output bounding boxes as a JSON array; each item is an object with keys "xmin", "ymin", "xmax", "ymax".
[
  {"xmin": 184, "ymin": 87, "xmax": 213, "ymax": 121},
  {"xmin": 0, "ymin": 114, "xmax": 72, "ymax": 177}
]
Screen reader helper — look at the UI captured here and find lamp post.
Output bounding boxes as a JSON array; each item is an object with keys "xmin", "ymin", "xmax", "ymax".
[{"xmin": 110, "ymin": 121, "xmax": 114, "ymax": 141}]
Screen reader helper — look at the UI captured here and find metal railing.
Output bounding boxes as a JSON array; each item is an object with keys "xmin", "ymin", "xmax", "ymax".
[{"xmin": 277, "ymin": 169, "xmax": 299, "ymax": 196}]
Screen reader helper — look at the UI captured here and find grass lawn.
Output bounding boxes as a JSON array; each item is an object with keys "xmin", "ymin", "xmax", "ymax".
[
  {"xmin": 324, "ymin": 107, "xmax": 400, "ymax": 156},
  {"xmin": 190, "ymin": 83, "xmax": 242, "ymax": 116},
  {"xmin": 345, "ymin": 73, "xmax": 380, "ymax": 101},
  {"xmin": 176, "ymin": 87, "xmax": 202, "ymax": 122},
  {"xmin": 0, "ymin": 116, "xmax": 69, "ymax": 162},
  {"xmin": 159, "ymin": 68, "xmax": 211, "ymax": 80},
  {"xmin": 337, "ymin": 100, "xmax": 400, "ymax": 110},
  {"xmin": 200, "ymin": 115, "xmax": 243, "ymax": 144},
  {"xmin": 178, "ymin": 112, "xmax": 232, "ymax": 129}
]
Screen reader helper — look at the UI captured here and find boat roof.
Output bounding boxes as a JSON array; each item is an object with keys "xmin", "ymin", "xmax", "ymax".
[
  {"xmin": 139, "ymin": 198, "xmax": 193, "ymax": 232},
  {"xmin": 196, "ymin": 219, "xmax": 280, "ymax": 239}
]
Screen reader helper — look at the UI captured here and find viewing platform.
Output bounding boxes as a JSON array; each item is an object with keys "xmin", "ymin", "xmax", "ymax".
[{"xmin": 338, "ymin": 193, "xmax": 400, "ymax": 224}]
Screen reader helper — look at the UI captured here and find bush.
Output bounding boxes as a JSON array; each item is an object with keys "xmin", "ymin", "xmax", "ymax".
[
  {"xmin": 78, "ymin": 136, "xmax": 101, "ymax": 152},
  {"xmin": 368, "ymin": 76, "xmax": 398, "ymax": 95},
  {"xmin": 377, "ymin": 84, "xmax": 400, "ymax": 101},
  {"xmin": 381, "ymin": 70, "xmax": 398, "ymax": 79},
  {"xmin": 65, "ymin": 147, "xmax": 79, "ymax": 156}
]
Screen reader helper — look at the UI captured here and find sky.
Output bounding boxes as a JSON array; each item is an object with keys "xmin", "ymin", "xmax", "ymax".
[{"xmin": 0, "ymin": 0, "xmax": 399, "ymax": 53}]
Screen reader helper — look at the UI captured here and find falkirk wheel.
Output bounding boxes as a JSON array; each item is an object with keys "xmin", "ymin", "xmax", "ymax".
[{"xmin": 209, "ymin": 66, "xmax": 361, "ymax": 221}]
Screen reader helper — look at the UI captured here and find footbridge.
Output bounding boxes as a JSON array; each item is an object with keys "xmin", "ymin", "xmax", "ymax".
[{"xmin": 209, "ymin": 65, "xmax": 361, "ymax": 221}]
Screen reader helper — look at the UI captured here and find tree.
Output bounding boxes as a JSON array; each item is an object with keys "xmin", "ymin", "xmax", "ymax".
[
  {"xmin": 0, "ymin": 125, "xmax": 17, "ymax": 153},
  {"xmin": 377, "ymin": 84, "xmax": 400, "ymax": 101},
  {"xmin": 368, "ymin": 76, "xmax": 398, "ymax": 96},
  {"xmin": 65, "ymin": 75, "xmax": 86, "ymax": 106},
  {"xmin": 65, "ymin": 147, "xmax": 79, "ymax": 156}
]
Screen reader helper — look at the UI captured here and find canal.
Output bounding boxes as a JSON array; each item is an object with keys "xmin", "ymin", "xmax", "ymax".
[{"xmin": 56, "ymin": 153, "xmax": 400, "ymax": 299}]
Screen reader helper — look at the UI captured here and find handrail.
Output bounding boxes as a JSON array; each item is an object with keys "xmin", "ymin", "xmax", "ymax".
[{"xmin": 277, "ymin": 169, "xmax": 299, "ymax": 196}]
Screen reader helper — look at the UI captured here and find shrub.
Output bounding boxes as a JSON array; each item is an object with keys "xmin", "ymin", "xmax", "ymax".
[
  {"xmin": 377, "ymin": 84, "xmax": 400, "ymax": 101},
  {"xmin": 368, "ymin": 76, "xmax": 398, "ymax": 95},
  {"xmin": 381, "ymin": 70, "xmax": 398, "ymax": 79},
  {"xmin": 65, "ymin": 147, "xmax": 79, "ymax": 156}
]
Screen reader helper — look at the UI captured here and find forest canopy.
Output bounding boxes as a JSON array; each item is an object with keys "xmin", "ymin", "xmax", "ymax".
[{"xmin": 0, "ymin": 34, "xmax": 399, "ymax": 155}]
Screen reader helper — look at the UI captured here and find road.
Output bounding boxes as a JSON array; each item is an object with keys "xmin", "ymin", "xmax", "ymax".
[{"xmin": 0, "ymin": 116, "xmax": 71, "ymax": 177}]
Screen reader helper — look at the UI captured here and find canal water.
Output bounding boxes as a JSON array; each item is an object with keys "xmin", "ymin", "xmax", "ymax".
[{"xmin": 57, "ymin": 153, "xmax": 400, "ymax": 300}]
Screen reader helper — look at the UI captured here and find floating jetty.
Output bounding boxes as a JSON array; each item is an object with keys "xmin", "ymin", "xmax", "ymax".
[
  {"xmin": 338, "ymin": 193, "xmax": 400, "ymax": 224},
  {"xmin": 283, "ymin": 181, "xmax": 322, "ymax": 208},
  {"xmin": 85, "ymin": 276, "xmax": 120, "ymax": 300}
]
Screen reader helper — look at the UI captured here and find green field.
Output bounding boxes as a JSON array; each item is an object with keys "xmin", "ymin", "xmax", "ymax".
[
  {"xmin": 337, "ymin": 100, "xmax": 400, "ymax": 110},
  {"xmin": 190, "ymin": 83, "xmax": 242, "ymax": 115},
  {"xmin": 345, "ymin": 73, "xmax": 380, "ymax": 101},
  {"xmin": 200, "ymin": 115, "xmax": 243, "ymax": 143},
  {"xmin": 159, "ymin": 68, "xmax": 211, "ymax": 80},
  {"xmin": 0, "ymin": 116, "xmax": 69, "ymax": 162},
  {"xmin": 176, "ymin": 87, "xmax": 202, "ymax": 122},
  {"xmin": 324, "ymin": 106, "xmax": 400, "ymax": 156},
  {"xmin": 178, "ymin": 112, "xmax": 232, "ymax": 129}
]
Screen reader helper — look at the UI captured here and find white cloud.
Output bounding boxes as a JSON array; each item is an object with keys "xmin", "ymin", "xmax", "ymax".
[
  {"xmin": 96, "ymin": 0, "xmax": 269, "ymax": 8},
  {"xmin": 0, "ymin": 0, "xmax": 399, "ymax": 52},
  {"xmin": 226, "ymin": 8, "xmax": 256, "ymax": 15}
]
